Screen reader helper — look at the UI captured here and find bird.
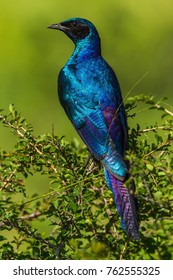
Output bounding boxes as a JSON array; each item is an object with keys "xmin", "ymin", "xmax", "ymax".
[{"xmin": 47, "ymin": 17, "xmax": 139, "ymax": 240}]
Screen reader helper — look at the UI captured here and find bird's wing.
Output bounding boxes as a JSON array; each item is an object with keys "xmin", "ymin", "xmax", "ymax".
[
  {"xmin": 99, "ymin": 91, "xmax": 128, "ymax": 180},
  {"xmin": 76, "ymin": 102, "xmax": 127, "ymax": 181},
  {"xmin": 100, "ymin": 94, "xmax": 128, "ymax": 156},
  {"xmin": 77, "ymin": 108, "xmax": 109, "ymax": 158}
]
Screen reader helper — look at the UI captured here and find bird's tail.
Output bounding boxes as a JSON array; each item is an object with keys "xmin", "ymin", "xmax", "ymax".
[{"xmin": 104, "ymin": 168, "xmax": 139, "ymax": 240}]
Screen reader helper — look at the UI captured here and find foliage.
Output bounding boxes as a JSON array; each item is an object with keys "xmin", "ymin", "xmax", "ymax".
[
  {"xmin": 1, "ymin": 0, "xmax": 173, "ymax": 144},
  {"xmin": 0, "ymin": 95, "xmax": 173, "ymax": 260}
]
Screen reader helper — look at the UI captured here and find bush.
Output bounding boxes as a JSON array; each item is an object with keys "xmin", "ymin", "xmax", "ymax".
[{"xmin": 0, "ymin": 95, "xmax": 173, "ymax": 260}]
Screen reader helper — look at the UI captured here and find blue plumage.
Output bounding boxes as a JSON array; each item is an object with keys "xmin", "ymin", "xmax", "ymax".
[{"xmin": 48, "ymin": 18, "xmax": 139, "ymax": 239}]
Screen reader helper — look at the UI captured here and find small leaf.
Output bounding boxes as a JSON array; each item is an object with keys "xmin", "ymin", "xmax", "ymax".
[{"xmin": 146, "ymin": 163, "xmax": 154, "ymax": 171}]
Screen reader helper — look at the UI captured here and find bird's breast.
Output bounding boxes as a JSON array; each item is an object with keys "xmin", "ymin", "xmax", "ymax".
[{"xmin": 58, "ymin": 65, "xmax": 100, "ymax": 128}]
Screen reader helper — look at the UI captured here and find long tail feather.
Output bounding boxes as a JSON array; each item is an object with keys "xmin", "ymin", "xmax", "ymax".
[{"xmin": 104, "ymin": 168, "xmax": 139, "ymax": 240}]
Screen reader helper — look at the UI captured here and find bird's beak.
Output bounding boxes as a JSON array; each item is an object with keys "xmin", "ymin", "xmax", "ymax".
[{"xmin": 47, "ymin": 23, "xmax": 66, "ymax": 31}]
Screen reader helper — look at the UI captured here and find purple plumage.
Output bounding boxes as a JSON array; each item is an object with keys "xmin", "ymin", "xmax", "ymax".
[{"xmin": 104, "ymin": 168, "xmax": 139, "ymax": 240}]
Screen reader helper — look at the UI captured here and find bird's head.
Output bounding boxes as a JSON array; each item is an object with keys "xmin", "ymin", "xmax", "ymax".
[{"xmin": 47, "ymin": 17, "xmax": 100, "ymax": 45}]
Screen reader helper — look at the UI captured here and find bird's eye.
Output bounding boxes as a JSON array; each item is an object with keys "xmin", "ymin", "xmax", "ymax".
[{"xmin": 72, "ymin": 22, "xmax": 78, "ymax": 28}]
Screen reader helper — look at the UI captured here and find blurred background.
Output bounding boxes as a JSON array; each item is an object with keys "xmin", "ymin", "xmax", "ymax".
[{"xmin": 0, "ymin": 0, "xmax": 173, "ymax": 199}]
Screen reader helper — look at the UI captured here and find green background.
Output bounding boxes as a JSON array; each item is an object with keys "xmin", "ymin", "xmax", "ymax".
[{"xmin": 0, "ymin": 0, "xmax": 173, "ymax": 245}]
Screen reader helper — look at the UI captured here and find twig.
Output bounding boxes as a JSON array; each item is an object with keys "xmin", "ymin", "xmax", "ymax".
[
  {"xmin": 154, "ymin": 104, "xmax": 173, "ymax": 117},
  {"xmin": 140, "ymin": 126, "xmax": 166, "ymax": 133},
  {"xmin": 3, "ymin": 219, "xmax": 59, "ymax": 252},
  {"xmin": 119, "ymin": 240, "xmax": 129, "ymax": 260}
]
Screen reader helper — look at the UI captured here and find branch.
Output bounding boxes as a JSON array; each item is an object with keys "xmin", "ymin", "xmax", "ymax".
[{"xmin": 0, "ymin": 113, "xmax": 58, "ymax": 173}]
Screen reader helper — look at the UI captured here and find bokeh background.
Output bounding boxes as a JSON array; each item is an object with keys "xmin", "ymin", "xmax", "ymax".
[{"xmin": 0, "ymin": 0, "xmax": 173, "ymax": 233}]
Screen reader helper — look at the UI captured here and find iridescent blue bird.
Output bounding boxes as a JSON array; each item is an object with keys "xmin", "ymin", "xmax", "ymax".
[{"xmin": 48, "ymin": 18, "xmax": 139, "ymax": 239}]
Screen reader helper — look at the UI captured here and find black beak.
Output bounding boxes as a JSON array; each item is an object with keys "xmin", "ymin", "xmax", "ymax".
[
  {"xmin": 47, "ymin": 23, "xmax": 61, "ymax": 30},
  {"xmin": 47, "ymin": 23, "xmax": 67, "ymax": 31}
]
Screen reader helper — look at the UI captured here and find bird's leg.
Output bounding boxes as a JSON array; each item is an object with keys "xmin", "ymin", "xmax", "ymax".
[{"xmin": 83, "ymin": 154, "xmax": 100, "ymax": 176}]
